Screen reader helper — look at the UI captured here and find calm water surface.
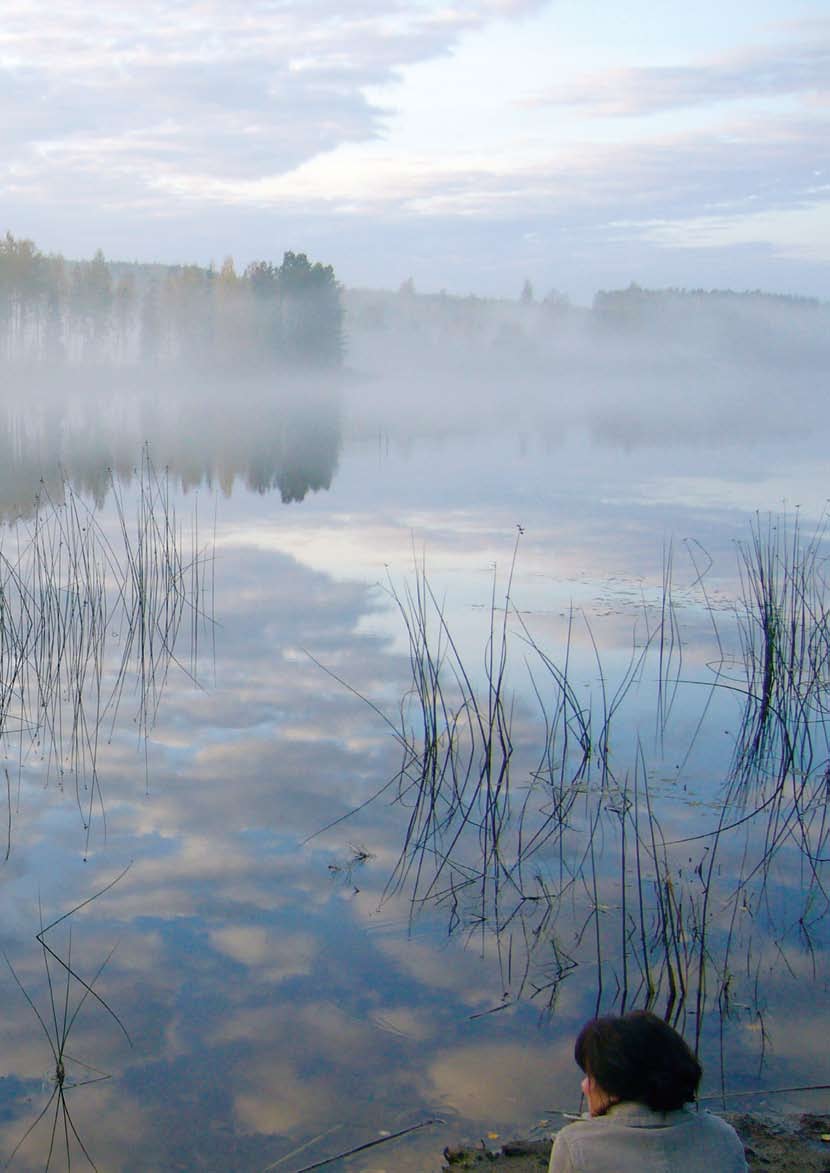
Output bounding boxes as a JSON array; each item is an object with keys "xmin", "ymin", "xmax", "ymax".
[{"xmin": 0, "ymin": 372, "xmax": 828, "ymax": 1170}]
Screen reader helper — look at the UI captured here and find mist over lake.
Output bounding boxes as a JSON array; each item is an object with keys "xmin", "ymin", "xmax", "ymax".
[
  {"xmin": 2, "ymin": 2, "xmax": 830, "ymax": 1162},
  {"xmin": 0, "ymin": 263, "xmax": 828, "ymax": 1170}
]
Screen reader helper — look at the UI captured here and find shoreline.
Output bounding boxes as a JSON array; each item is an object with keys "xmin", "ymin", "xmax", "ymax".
[{"xmin": 441, "ymin": 1110, "xmax": 830, "ymax": 1171}]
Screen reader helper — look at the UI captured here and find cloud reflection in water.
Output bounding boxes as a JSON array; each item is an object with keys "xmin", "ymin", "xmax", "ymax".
[{"xmin": 0, "ymin": 365, "xmax": 828, "ymax": 1169}]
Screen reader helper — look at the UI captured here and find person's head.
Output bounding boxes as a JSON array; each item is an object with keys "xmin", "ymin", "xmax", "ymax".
[{"xmin": 574, "ymin": 1010, "xmax": 702, "ymax": 1115}]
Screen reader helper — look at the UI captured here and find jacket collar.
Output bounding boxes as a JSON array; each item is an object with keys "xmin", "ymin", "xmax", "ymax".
[{"xmin": 600, "ymin": 1101, "xmax": 691, "ymax": 1128}]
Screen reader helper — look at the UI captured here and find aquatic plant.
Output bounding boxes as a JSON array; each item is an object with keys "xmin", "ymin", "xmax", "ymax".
[
  {"xmin": 0, "ymin": 450, "xmax": 214, "ymax": 855},
  {"xmin": 2, "ymin": 867, "xmax": 131, "ymax": 1171},
  {"xmin": 315, "ymin": 515, "xmax": 830, "ymax": 1062},
  {"xmin": 731, "ymin": 512, "xmax": 829, "ymax": 782}
]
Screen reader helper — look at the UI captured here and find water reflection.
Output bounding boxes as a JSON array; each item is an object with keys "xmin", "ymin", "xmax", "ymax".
[
  {"xmin": 351, "ymin": 524, "xmax": 829, "ymax": 1050},
  {"xmin": 0, "ymin": 371, "xmax": 342, "ymax": 520},
  {"xmin": 0, "ymin": 386, "xmax": 828, "ymax": 1168}
]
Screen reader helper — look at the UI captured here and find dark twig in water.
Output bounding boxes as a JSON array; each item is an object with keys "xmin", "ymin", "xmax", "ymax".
[
  {"xmin": 2, "ymin": 865, "xmax": 132, "ymax": 1170},
  {"xmin": 698, "ymin": 1082, "xmax": 830, "ymax": 1101},
  {"xmin": 3, "ymin": 766, "xmax": 10, "ymax": 862},
  {"xmin": 259, "ymin": 1125, "xmax": 343, "ymax": 1172},
  {"xmin": 287, "ymin": 1118, "xmax": 441, "ymax": 1172},
  {"xmin": 36, "ymin": 862, "xmax": 134, "ymax": 1047}
]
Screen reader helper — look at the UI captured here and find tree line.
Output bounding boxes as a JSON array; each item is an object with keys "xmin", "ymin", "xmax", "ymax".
[
  {"xmin": 0, "ymin": 232, "xmax": 343, "ymax": 369},
  {"xmin": 592, "ymin": 281, "xmax": 821, "ymax": 325}
]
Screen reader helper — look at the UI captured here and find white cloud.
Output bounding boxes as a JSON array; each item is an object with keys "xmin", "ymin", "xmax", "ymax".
[
  {"xmin": 529, "ymin": 29, "xmax": 830, "ymax": 117},
  {"xmin": 634, "ymin": 201, "xmax": 830, "ymax": 262},
  {"xmin": 0, "ymin": 1, "xmax": 546, "ymax": 190},
  {"xmin": 1, "ymin": 1, "xmax": 827, "ymax": 297}
]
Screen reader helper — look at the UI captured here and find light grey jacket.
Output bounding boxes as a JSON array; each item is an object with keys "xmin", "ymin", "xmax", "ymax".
[{"xmin": 548, "ymin": 1101, "xmax": 747, "ymax": 1172}]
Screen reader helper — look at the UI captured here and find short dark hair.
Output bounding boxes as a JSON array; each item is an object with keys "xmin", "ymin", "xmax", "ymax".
[{"xmin": 574, "ymin": 1011, "xmax": 702, "ymax": 1111}]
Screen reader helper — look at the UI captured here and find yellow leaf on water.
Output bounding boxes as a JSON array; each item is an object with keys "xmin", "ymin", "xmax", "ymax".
[
  {"xmin": 820, "ymin": 1134, "xmax": 830, "ymax": 1143},
  {"xmin": 487, "ymin": 1132, "xmax": 499, "ymax": 1140}
]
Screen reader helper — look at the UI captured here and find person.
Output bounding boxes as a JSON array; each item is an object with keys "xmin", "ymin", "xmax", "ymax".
[{"xmin": 548, "ymin": 1010, "xmax": 747, "ymax": 1172}]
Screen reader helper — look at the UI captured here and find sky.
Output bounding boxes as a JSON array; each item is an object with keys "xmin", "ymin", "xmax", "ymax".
[{"xmin": 1, "ymin": 0, "xmax": 828, "ymax": 301}]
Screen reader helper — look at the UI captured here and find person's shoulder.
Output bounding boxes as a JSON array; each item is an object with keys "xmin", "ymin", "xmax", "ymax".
[
  {"xmin": 548, "ymin": 1122, "xmax": 586, "ymax": 1173},
  {"xmin": 549, "ymin": 1108, "xmax": 746, "ymax": 1172},
  {"xmin": 549, "ymin": 1117, "xmax": 597, "ymax": 1156},
  {"xmin": 551, "ymin": 1115, "xmax": 594, "ymax": 1142},
  {"xmin": 548, "ymin": 1113, "xmax": 610, "ymax": 1168},
  {"xmin": 689, "ymin": 1109, "xmax": 747, "ymax": 1164},
  {"xmin": 694, "ymin": 1108, "xmax": 744, "ymax": 1141}
]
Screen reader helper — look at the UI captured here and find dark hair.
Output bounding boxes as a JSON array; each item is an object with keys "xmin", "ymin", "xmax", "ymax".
[{"xmin": 574, "ymin": 1011, "xmax": 702, "ymax": 1111}]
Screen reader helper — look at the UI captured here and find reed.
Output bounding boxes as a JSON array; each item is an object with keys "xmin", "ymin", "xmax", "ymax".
[
  {"xmin": 318, "ymin": 515, "xmax": 830, "ymax": 1061},
  {"xmin": 376, "ymin": 539, "xmax": 519, "ymax": 936},
  {"xmin": 2, "ymin": 866, "xmax": 131, "ymax": 1171},
  {"xmin": 0, "ymin": 451, "xmax": 214, "ymax": 854},
  {"xmin": 732, "ymin": 511, "xmax": 830, "ymax": 792}
]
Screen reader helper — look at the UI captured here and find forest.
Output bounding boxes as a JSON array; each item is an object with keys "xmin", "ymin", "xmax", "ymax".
[
  {"xmin": 4, "ymin": 228, "xmax": 827, "ymax": 381},
  {"xmin": 0, "ymin": 232, "xmax": 344, "ymax": 370}
]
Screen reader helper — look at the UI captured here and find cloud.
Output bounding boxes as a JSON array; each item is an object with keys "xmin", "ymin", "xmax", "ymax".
[
  {"xmin": 529, "ymin": 29, "xmax": 830, "ymax": 117},
  {"xmin": 626, "ymin": 201, "xmax": 830, "ymax": 261},
  {"xmin": 0, "ymin": 0, "xmax": 547, "ymax": 209},
  {"xmin": 224, "ymin": 110, "xmax": 827, "ymax": 249},
  {"xmin": 209, "ymin": 926, "xmax": 318, "ymax": 981},
  {"xmin": 1, "ymin": 2, "xmax": 825, "ymax": 297},
  {"xmin": 427, "ymin": 1040, "xmax": 571, "ymax": 1124}
]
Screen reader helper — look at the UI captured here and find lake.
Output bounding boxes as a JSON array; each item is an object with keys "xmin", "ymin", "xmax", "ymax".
[{"xmin": 0, "ymin": 347, "xmax": 828, "ymax": 1171}]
